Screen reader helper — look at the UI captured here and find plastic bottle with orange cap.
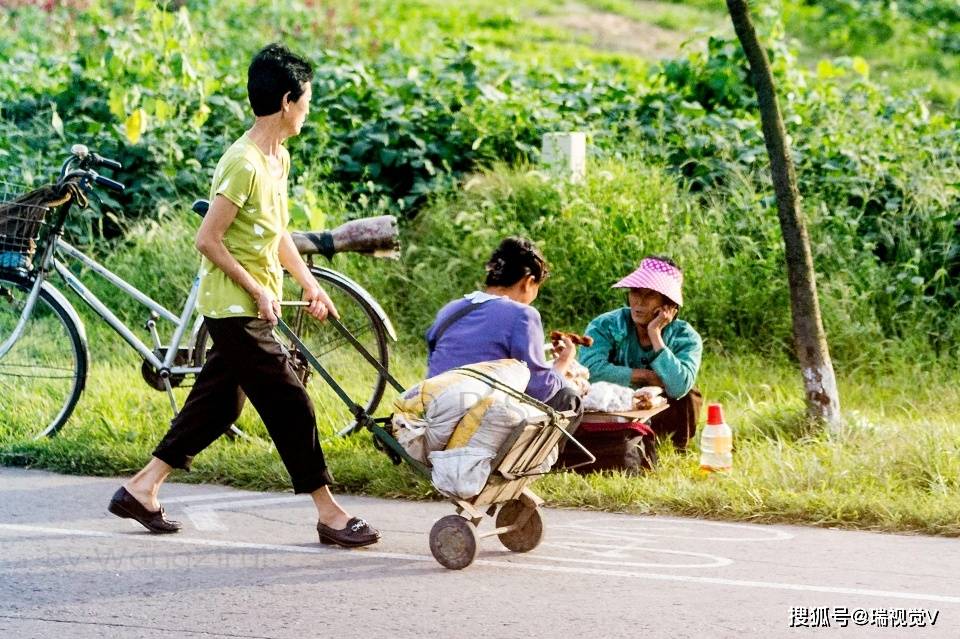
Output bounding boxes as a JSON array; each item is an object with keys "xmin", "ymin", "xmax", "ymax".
[{"xmin": 699, "ymin": 403, "xmax": 733, "ymax": 472}]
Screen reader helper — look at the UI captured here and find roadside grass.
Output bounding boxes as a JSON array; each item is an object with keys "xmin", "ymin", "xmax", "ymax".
[
  {"xmin": 3, "ymin": 322, "xmax": 958, "ymax": 536},
  {"xmin": 2, "ymin": 167, "xmax": 959, "ymax": 536}
]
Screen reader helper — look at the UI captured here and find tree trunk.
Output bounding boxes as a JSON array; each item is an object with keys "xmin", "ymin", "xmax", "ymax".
[{"xmin": 725, "ymin": 0, "xmax": 841, "ymax": 428}]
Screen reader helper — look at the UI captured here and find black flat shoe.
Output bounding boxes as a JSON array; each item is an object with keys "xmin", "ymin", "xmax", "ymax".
[
  {"xmin": 108, "ymin": 486, "xmax": 181, "ymax": 534},
  {"xmin": 317, "ymin": 517, "xmax": 380, "ymax": 548}
]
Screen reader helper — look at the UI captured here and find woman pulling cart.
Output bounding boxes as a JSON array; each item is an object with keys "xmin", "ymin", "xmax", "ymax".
[{"xmin": 107, "ymin": 43, "xmax": 381, "ymax": 548}]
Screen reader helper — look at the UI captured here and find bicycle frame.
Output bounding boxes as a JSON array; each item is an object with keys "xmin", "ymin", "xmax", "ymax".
[
  {"xmin": 49, "ymin": 238, "xmax": 203, "ymax": 378},
  {"xmin": 4, "ymin": 159, "xmax": 399, "ymax": 434}
]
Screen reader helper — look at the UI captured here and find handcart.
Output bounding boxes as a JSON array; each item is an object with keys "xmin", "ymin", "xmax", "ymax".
[{"xmin": 276, "ymin": 317, "xmax": 595, "ymax": 570}]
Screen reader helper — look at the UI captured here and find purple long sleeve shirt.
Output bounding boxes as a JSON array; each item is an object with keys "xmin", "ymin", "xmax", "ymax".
[{"xmin": 425, "ymin": 292, "xmax": 564, "ymax": 402}]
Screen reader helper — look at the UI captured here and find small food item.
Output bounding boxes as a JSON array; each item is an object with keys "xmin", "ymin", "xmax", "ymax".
[
  {"xmin": 550, "ymin": 330, "xmax": 594, "ymax": 347},
  {"xmin": 633, "ymin": 386, "xmax": 667, "ymax": 411},
  {"xmin": 634, "ymin": 395, "xmax": 668, "ymax": 410}
]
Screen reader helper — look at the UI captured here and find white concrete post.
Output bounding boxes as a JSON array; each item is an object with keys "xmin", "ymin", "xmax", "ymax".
[{"xmin": 541, "ymin": 132, "xmax": 586, "ymax": 183}]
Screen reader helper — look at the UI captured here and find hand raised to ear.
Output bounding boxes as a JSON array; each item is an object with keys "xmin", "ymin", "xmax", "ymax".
[{"xmin": 647, "ymin": 306, "xmax": 677, "ymax": 335}]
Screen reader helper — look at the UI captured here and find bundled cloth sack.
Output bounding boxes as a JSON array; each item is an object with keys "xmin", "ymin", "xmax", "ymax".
[
  {"xmin": 392, "ymin": 359, "xmax": 556, "ymax": 499},
  {"xmin": 430, "ymin": 400, "xmax": 556, "ymax": 499},
  {"xmin": 392, "ymin": 359, "xmax": 530, "ymax": 463}
]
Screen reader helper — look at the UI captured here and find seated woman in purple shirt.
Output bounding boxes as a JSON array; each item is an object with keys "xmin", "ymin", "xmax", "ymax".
[{"xmin": 425, "ymin": 237, "xmax": 582, "ymax": 417}]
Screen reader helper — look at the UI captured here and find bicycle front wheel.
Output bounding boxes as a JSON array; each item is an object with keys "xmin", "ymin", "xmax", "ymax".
[{"xmin": 0, "ymin": 272, "xmax": 88, "ymax": 439}]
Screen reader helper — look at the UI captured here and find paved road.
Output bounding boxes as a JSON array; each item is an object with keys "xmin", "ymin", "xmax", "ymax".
[{"xmin": 1, "ymin": 467, "xmax": 957, "ymax": 638}]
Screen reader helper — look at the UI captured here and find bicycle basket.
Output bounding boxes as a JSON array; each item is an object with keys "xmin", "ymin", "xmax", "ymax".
[{"xmin": 0, "ymin": 181, "xmax": 74, "ymax": 270}]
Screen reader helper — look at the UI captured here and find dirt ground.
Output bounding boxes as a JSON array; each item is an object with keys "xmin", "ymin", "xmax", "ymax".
[{"xmin": 536, "ymin": 2, "xmax": 690, "ymax": 59}]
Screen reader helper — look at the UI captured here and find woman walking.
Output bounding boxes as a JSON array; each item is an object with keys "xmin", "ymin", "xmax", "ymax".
[{"xmin": 108, "ymin": 44, "xmax": 380, "ymax": 548}]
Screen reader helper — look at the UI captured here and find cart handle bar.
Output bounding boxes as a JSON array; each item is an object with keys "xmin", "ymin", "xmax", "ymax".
[{"xmin": 279, "ymin": 302, "xmax": 406, "ymax": 394}]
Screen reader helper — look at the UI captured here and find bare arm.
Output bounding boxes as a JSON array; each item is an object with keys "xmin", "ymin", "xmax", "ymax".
[
  {"xmin": 195, "ymin": 195, "xmax": 281, "ymax": 323},
  {"xmin": 278, "ymin": 231, "xmax": 339, "ymax": 320}
]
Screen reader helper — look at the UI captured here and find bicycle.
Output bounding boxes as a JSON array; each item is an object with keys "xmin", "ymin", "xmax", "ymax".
[{"xmin": 0, "ymin": 144, "xmax": 399, "ymax": 441}]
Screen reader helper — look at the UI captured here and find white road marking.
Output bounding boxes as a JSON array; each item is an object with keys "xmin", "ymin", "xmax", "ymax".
[
  {"xmin": 172, "ymin": 494, "xmax": 740, "ymax": 567},
  {"xmin": 182, "ymin": 495, "xmax": 306, "ymax": 531},
  {"xmin": 542, "ymin": 538, "xmax": 733, "ymax": 567},
  {"xmin": 535, "ymin": 546, "xmax": 733, "ymax": 569},
  {"xmin": 163, "ymin": 493, "xmax": 265, "ymax": 504},
  {"xmin": 2, "ymin": 523, "xmax": 958, "ymax": 604},
  {"xmin": 556, "ymin": 517, "xmax": 795, "ymax": 542}
]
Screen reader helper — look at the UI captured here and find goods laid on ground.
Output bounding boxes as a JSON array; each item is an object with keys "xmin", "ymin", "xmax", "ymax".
[
  {"xmin": 582, "ymin": 381, "xmax": 667, "ymax": 412},
  {"xmin": 563, "ymin": 383, "xmax": 670, "ymax": 473}
]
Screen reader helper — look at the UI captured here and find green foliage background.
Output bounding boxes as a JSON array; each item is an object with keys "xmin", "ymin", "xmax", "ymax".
[
  {"xmin": 1, "ymin": 0, "xmax": 958, "ymax": 364},
  {"xmin": 2, "ymin": 0, "xmax": 959, "ymax": 533}
]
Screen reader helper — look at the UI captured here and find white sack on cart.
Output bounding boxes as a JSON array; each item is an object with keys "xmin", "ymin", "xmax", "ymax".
[
  {"xmin": 428, "ymin": 448, "xmax": 494, "ymax": 500},
  {"xmin": 392, "ymin": 359, "xmax": 530, "ymax": 464},
  {"xmin": 430, "ymin": 401, "xmax": 558, "ymax": 500}
]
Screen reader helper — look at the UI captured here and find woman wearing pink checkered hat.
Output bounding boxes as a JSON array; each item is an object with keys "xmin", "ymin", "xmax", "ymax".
[{"xmin": 578, "ymin": 256, "xmax": 703, "ymax": 453}]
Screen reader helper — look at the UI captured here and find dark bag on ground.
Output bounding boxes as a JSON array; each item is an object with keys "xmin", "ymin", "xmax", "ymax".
[{"xmin": 558, "ymin": 422, "xmax": 657, "ymax": 474}]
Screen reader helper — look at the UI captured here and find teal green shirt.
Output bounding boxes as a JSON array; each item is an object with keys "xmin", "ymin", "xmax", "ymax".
[{"xmin": 578, "ymin": 308, "xmax": 702, "ymax": 399}]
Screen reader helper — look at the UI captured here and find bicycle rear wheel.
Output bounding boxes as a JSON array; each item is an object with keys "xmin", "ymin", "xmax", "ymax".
[
  {"xmin": 193, "ymin": 267, "xmax": 390, "ymax": 438},
  {"xmin": 286, "ymin": 268, "xmax": 390, "ymax": 436},
  {"xmin": 0, "ymin": 272, "xmax": 87, "ymax": 439}
]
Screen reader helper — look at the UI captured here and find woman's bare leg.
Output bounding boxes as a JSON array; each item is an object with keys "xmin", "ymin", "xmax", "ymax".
[
  {"xmin": 311, "ymin": 486, "xmax": 351, "ymax": 529},
  {"xmin": 123, "ymin": 456, "xmax": 173, "ymax": 512}
]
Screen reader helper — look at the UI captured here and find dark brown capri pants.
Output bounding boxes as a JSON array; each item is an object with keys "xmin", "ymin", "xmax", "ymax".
[{"xmin": 153, "ymin": 316, "xmax": 333, "ymax": 494}]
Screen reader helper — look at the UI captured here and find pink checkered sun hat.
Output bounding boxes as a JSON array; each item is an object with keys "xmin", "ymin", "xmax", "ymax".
[{"xmin": 612, "ymin": 257, "xmax": 684, "ymax": 306}]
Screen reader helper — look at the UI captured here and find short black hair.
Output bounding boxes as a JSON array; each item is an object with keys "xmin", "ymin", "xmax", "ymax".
[
  {"xmin": 485, "ymin": 237, "xmax": 549, "ymax": 287},
  {"xmin": 247, "ymin": 43, "xmax": 313, "ymax": 117}
]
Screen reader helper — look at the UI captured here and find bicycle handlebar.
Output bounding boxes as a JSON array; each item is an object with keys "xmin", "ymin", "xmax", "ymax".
[
  {"xmin": 92, "ymin": 153, "xmax": 122, "ymax": 170},
  {"xmin": 68, "ymin": 144, "xmax": 122, "ymax": 170},
  {"xmin": 94, "ymin": 174, "xmax": 125, "ymax": 191},
  {"xmin": 59, "ymin": 143, "xmax": 126, "ymax": 193}
]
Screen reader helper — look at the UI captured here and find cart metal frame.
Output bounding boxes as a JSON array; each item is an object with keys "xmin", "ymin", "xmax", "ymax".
[{"xmin": 275, "ymin": 316, "xmax": 595, "ymax": 569}]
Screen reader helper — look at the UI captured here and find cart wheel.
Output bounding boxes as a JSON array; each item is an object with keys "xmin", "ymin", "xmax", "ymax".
[
  {"xmin": 496, "ymin": 500, "xmax": 544, "ymax": 553},
  {"xmin": 429, "ymin": 515, "xmax": 479, "ymax": 570}
]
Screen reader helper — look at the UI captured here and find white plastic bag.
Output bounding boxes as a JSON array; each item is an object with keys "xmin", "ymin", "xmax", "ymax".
[
  {"xmin": 582, "ymin": 381, "xmax": 635, "ymax": 412},
  {"xmin": 433, "ymin": 401, "xmax": 560, "ymax": 498}
]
